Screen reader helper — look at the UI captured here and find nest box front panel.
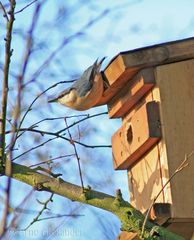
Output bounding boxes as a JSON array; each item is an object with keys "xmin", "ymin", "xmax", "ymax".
[{"xmin": 112, "ymin": 101, "xmax": 161, "ymax": 170}]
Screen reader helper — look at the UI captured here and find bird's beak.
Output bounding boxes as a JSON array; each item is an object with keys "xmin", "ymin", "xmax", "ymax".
[{"xmin": 48, "ymin": 98, "xmax": 58, "ymax": 103}]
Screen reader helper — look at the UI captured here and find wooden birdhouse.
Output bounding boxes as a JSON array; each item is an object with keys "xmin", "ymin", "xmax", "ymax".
[{"xmin": 98, "ymin": 37, "xmax": 194, "ymax": 239}]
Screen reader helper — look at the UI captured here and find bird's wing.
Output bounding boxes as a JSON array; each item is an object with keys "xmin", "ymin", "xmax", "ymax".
[
  {"xmin": 57, "ymin": 77, "xmax": 93, "ymax": 99},
  {"xmin": 76, "ymin": 57, "xmax": 106, "ymax": 97},
  {"xmin": 81, "ymin": 62, "xmax": 97, "ymax": 83},
  {"xmin": 69, "ymin": 61, "xmax": 98, "ymax": 97},
  {"xmin": 71, "ymin": 77, "xmax": 92, "ymax": 97},
  {"xmin": 75, "ymin": 57, "xmax": 105, "ymax": 86}
]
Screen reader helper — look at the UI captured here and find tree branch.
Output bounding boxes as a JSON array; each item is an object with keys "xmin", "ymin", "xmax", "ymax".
[
  {"xmin": 0, "ymin": 162, "xmax": 183, "ymax": 240},
  {"xmin": 0, "ymin": 0, "xmax": 15, "ymax": 166},
  {"xmin": 0, "ymin": 0, "xmax": 16, "ymax": 237},
  {"xmin": 23, "ymin": 193, "xmax": 54, "ymax": 230},
  {"xmin": 0, "ymin": 2, "xmax": 9, "ymax": 21},
  {"xmin": 15, "ymin": 0, "xmax": 38, "ymax": 14},
  {"xmin": 64, "ymin": 118, "xmax": 84, "ymax": 190},
  {"xmin": 24, "ymin": 9, "xmax": 109, "ymax": 87}
]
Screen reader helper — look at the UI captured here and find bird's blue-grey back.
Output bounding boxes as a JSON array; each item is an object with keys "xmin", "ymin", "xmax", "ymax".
[
  {"xmin": 51, "ymin": 57, "xmax": 105, "ymax": 100},
  {"xmin": 69, "ymin": 58, "xmax": 105, "ymax": 97}
]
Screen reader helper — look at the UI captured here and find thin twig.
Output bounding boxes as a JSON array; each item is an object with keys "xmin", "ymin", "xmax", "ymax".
[
  {"xmin": 22, "ymin": 193, "xmax": 54, "ymax": 231},
  {"xmin": 141, "ymin": 150, "xmax": 194, "ymax": 236},
  {"xmin": 9, "ymin": 3, "xmax": 46, "ymax": 149},
  {"xmin": 12, "ymin": 138, "xmax": 55, "ymax": 161},
  {"xmin": 16, "ymin": 1, "xmax": 41, "ymax": 88},
  {"xmin": 6, "ymin": 127, "xmax": 111, "ymax": 156},
  {"xmin": 33, "ymin": 213, "xmax": 84, "ymax": 222},
  {"xmin": 6, "ymin": 111, "xmax": 108, "ymax": 136},
  {"xmin": 56, "ymin": 111, "xmax": 108, "ymax": 134},
  {"xmin": 45, "ymin": 204, "xmax": 84, "ymax": 240},
  {"xmin": 29, "ymin": 114, "xmax": 89, "ymax": 127},
  {"xmin": 64, "ymin": 118, "xmax": 84, "ymax": 190},
  {"xmin": 8, "ymin": 189, "xmax": 34, "ymax": 231},
  {"xmin": 32, "ymin": 166, "xmax": 62, "ymax": 178},
  {"xmin": 29, "ymin": 154, "xmax": 75, "ymax": 167},
  {"xmin": 0, "ymin": 2, "xmax": 9, "ymax": 21},
  {"xmin": 7, "ymin": 3, "xmax": 42, "ymax": 158},
  {"xmin": 24, "ymin": 9, "xmax": 109, "ymax": 87},
  {"xmin": 15, "ymin": 0, "xmax": 38, "ymax": 14},
  {"xmin": 14, "ymin": 80, "xmax": 74, "ymax": 141}
]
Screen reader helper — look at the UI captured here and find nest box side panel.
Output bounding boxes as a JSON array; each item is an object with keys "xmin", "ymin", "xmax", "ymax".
[{"xmin": 155, "ymin": 59, "xmax": 194, "ymax": 219}]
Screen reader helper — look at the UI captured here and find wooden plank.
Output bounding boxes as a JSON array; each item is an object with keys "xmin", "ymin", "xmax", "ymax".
[
  {"xmin": 155, "ymin": 59, "xmax": 194, "ymax": 219},
  {"xmin": 96, "ymin": 37, "xmax": 194, "ymax": 106},
  {"xmin": 112, "ymin": 101, "xmax": 161, "ymax": 170},
  {"xmin": 108, "ymin": 68, "xmax": 155, "ymax": 118},
  {"xmin": 97, "ymin": 67, "xmax": 139, "ymax": 106}
]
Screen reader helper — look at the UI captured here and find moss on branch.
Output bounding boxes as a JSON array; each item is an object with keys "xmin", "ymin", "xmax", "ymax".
[{"xmin": 0, "ymin": 163, "xmax": 184, "ymax": 239}]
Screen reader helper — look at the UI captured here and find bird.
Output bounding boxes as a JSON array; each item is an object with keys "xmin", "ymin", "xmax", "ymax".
[{"xmin": 48, "ymin": 57, "xmax": 106, "ymax": 111}]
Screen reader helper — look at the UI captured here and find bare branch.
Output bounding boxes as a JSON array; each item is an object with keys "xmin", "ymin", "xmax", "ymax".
[
  {"xmin": 64, "ymin": 118, "xmax": 84, "ymax": 190},
  {"xmin": 0, "ymin": 2, "xmax": 9, "ymax": 21},
  {"xmin": 15, "ymin": 0, "xmax": 38, "ymax": 14},
  {"xmin": 13, "ymin": 80, "xmax": 75, "ymax": 143},
  {"xmin": 56, "ymin": 111, "xmax": 108, "ymax": 134},
  {"xmin": 8, "ymin": 189, "xmax": 34, "ymax": 231},
  {"xmin": 33, "ymin": 213, "xmax": 84, "ymax": 221},
  {"xmin": 0, "ymin": 0, "xmax": 15, "ymax": 165},
  {"xmin": 29, "ymin": 154, "xmax": 75, "ymax": 167},
  {"xmin": 7, "ymin": 2, "xmax": 41, "ymax": 154},
  {"xmin": 10, "ymin": 129, "xmax": 111, "ymax": 162},
  {"xmin": 22, "ymin": 193, "xmax": 54, "ymax": 231},
  {"xmin": 12, "ymin": 137, "xmax": 55, "ymax": 161},
  {"xmin": 0, "ymin": 1, "xmax": 16, "ymax": 237},
  {"xmin": 24, "ymin": 9, "xmax": 109, "ymax": 86},
  {"xmin": 16, "ymin": 2, "xmax": 41, "ymax": 85},
  {"xmin": 6, "ymin": 111, "xmax": 108, "ymax": 136}
]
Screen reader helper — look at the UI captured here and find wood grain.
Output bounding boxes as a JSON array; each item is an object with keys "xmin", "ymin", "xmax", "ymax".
[
  {"xmin": 155, "ymin": 59, "xmax": 194, "ymax": 219},
  {"xmin": 112, "ymin": 101, "xmax": 161, "ymax": 170}
]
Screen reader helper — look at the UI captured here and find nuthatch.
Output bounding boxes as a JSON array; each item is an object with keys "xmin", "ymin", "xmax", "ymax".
[{"xmin": 48, "ymin": 58, "xmax": 106, "ymax": 111}]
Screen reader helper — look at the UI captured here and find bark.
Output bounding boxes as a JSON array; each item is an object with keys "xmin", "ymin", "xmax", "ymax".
[{"xmin": 0, "ymin": 162, "xmax": 184, "ymax": 240}]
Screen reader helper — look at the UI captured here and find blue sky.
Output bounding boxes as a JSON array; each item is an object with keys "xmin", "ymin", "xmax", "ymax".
[{"xmin": 1, "ymin": 0, "xmax": 194, "ymax": 239}]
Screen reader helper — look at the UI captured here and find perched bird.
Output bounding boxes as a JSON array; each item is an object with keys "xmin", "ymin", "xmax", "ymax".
[{"xmin": 48, "ymin": 58, "xmax": 106, "ymax": 111}]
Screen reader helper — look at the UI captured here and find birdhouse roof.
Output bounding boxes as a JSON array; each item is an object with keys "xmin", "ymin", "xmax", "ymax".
[{"xmin": 99, "ymin": 36, "xmax": 194, "ymax": 105}]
